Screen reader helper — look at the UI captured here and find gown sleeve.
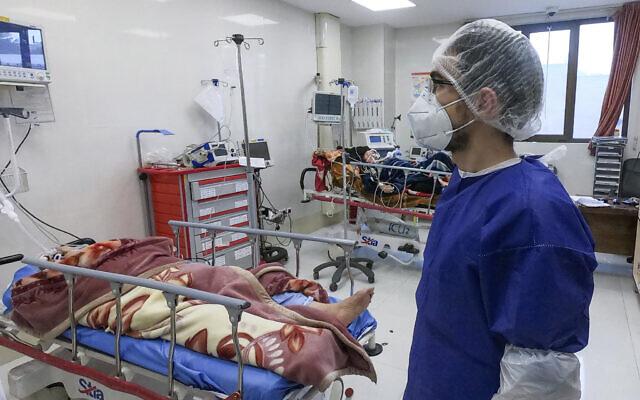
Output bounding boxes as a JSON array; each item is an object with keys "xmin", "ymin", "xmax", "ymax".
[
  {"xmin": 478, "ymin": 243, "xmax": 596, "ymax": 352},
  {"xmin": 478, "ymin": 195, "xmax": 597, "ymax": 400}
]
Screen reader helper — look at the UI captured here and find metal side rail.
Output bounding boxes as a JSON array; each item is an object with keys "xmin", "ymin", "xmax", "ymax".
[
  {"xmin": 348, "ymin": 160, "xmax": 453, "ymax": 177},
  {"xmin": 9, "ymin": 256, "xmax": 250, "ymax": 400},
  {"xmin": 303, "ymin": 189, "xmax": 435, "ymax": 221},
  {"xmin": 168, "ymin": 221, "xmax": 359, "ymax": 293},
  {"xmin": 168, "ymin": 221, "xmax": 383, "ymax": 359}
]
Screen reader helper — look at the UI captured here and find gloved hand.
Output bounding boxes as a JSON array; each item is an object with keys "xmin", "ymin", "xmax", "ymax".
[{"xmin": 491, "ymin": 345, "xmax": 581, "ymax": 400}]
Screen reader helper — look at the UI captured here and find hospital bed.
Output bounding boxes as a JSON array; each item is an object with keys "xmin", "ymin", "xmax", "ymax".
[
  {"xmin": 0, "ymin": 224, "xmax": 380, "ymax": 400},
  {"xmin": 300, "ymin": 159, "xmax": 453, "ymax": 273},
  {"xmin": 301, "ymin": 159, "xmax": 453, "ymax": 222}
]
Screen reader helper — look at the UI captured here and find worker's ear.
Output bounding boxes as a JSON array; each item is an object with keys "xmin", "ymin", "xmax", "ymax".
[{"xmin": 475, "ymin": 87, "xmax": 499, "ymax": 119}]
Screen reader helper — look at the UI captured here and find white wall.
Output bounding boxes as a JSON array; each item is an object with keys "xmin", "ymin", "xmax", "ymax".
[
  {"xmin": 394, "ymin": 21, "xmax": 640, "ymax": 196},
  {"xmin": 624, "ymin": 65, "xmax": 640, "ymax": 161},
  {"xmin": 383, "ymin": 25, "xmax": 396, "ymax": 127},
  {"xmin": 346, "ymin": 24, "xmax": 396, "ymax": 127},
  {"xmin": 394, "ymin": 23, "xmax": 459, "ymax": 151},
  {"xmin": 340, "ymin": 24, "xmax": 353, "ymax": 81},
  {"xmin": 0, "ymin": 0, "xmax": 318, "ymax": 283},
  {"xmin": 351, "ymin": 25, "xmax": 385, "ymax": 100}
]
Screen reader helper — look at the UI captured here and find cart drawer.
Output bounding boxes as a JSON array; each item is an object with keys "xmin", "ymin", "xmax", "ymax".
[
  {"xmin": 190, "ymin": 174, "xmax": 248, "ymax": 201},
  {"xmin": 198, "ymin": 242, "xmax": 253, "ymax": 268},
  {"xmin": 194, "ymin": 211, "xmax": 250, "ymax": 238},
  {"xmin": 186, "ymin": 166, "xmax": 247, "ymax": 183},
  {"xmin": 195, "ymin": 193, "xmax": 248, "ymax": 221}
]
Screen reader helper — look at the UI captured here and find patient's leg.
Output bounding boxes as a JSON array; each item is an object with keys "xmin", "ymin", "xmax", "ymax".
[{"xmin": 308, "ymin": 288, "xmax": 374, "ymax": 326}]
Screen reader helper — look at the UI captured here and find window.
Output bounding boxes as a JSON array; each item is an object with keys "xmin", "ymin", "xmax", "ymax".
[{"xmin": 516, "ymin": 18, "xmax": 628, "ymax": 142}]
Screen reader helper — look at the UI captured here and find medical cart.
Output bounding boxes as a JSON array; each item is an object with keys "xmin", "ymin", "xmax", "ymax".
[{"xmin": 138, "ymin": 164, "xmax": 254, "ymax": 267}]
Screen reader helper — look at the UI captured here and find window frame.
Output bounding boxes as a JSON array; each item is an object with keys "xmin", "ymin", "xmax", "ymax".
[{"xmin": 514, "ymin": 17, "xmax": 628, "ymax": 143}]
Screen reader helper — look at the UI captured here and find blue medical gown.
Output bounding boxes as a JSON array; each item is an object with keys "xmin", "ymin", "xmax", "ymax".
[{"xmin": 404, "ymin": 158, "xmax": 597, "ymax": 400}]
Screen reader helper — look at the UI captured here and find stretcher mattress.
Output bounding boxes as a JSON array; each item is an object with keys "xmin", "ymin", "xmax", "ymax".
[{"xmin": 4, "ymin": 265, "xmax": 377, "ymax": 400}]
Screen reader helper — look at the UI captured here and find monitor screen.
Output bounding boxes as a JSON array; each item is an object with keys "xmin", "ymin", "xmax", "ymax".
[
  {"xmin": 0, "ymin": 22, "xmax": 46, "ymax": 70},
  {"xmin": 411, "ymin": 147, "xmax": 422, "ymax": 155},
  {"xmin": 314, "ymin": 93, "xmax": 342, "ymax": 116},
  {"xmin": 242, "ymin": 141, "xmax": 271, "ymax": 161},
  {"xmin": 369, "ymin": 136, "xmax": 382, "ymax": 143}
]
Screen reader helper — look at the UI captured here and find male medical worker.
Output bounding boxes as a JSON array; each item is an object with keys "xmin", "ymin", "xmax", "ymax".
[{"xmin": 404, "ymin": 19, "xmax": 597, "ymax": 400}]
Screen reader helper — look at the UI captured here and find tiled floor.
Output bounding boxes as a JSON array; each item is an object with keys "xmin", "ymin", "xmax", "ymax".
[{"xmin": 284, "ymin": 224, "xmax": 640, "ymax": 400}]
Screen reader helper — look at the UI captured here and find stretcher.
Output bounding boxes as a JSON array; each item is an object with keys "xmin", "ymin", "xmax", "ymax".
[
  {"xmin": 0, "ymin": 224, "xmax": 380, "ymax": 400},
  {"xmin": 302, "ymin": 189, "xmax": 435, "ymax": 221},
  {"xmin": 300, "ymin": 160, "xmax": 450, "ymax": 271},
  {"xmin": 301, "ymin": 159, "xmax": 453, "ymax": 222}
]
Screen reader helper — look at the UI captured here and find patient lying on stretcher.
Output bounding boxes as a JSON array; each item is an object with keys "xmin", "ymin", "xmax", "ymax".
[
  {"xmin": 313, "ymin": 147, "xmax": 453, "ymax": 197},
  {"xmin": 9, "ymin": 238, "xmax": 377, "ymax": 389},
  {"xmin": 44, "ymin": 239, "xmax": 374, "ymax": 326}
]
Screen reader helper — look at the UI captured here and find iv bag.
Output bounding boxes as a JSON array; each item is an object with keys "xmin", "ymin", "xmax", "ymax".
[
  {"xmin": 195, "ymin": 85, "xmax": 225, "ymax": 124},
  {"xmin": 347, "ymin": 85, "xmax": 359, "ymax": 107}
]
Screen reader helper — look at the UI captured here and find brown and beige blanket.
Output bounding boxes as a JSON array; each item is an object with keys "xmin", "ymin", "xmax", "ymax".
[{"xmin": 10, "ymin": 238, "xmax": 376, "ymax": 390}]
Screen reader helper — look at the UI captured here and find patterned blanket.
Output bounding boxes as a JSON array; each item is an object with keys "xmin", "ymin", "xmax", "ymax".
[{"xmin": 10, "ymin": 238, "xmax": 376, "ymax": 390}]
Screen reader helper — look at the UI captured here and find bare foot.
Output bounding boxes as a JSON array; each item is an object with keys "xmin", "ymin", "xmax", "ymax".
[
  {"xmin": 309, "ymin": 288, "xmax": 375, "ymax": 326},
  {"xmin": 336, "ymin": 288, "xmax": 375, "ymax": 325}
]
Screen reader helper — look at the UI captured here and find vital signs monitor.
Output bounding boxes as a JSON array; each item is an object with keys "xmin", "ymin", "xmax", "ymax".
[
  {"xmin": 0, "ymin": 20, "xmax": 51, "ymax": 84},
  {"xmin": 312, "ymin": 92, "xmax": 342, "ymax": 124}
]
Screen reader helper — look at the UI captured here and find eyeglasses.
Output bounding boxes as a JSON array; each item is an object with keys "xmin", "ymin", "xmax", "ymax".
[{"xmin": 426, "ymin": 75, "xmax": 453, "ymax": 94}]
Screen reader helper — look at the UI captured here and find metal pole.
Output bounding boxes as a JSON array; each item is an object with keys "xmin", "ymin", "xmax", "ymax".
[
  {"xmin": 65, "ymin": 274, "xmax": 78, "ymax": 362},
  {"xmin": 169, "ymin": 220, "xmax": 357, "ymax": 248},
  {"xmin": 293, "ymin": 240, "xmax": 302, "ymax": 278},
  {"xmin": 344, "ymin": 247, "xmax": 354, "ymax": 295},
  {"xmin": 339, "ymin": 82, "xmax": 355, "ymax": 296},
  {"xmin": 233, "ymin": 35, "xmax": 260, "ymax": 269},
  {"xmin": 111, "ymin": 283, "xmax": 123, "ymax": 378},
  {"xmin": 24, "ymin": 257, "xmax": 250, "ymax": 310},
  {"xmin": 172, "ymin": 227, "xmax": 181, "ymax": 258},
  {"xmin": 211, "ymin": 231, "xmax": 217, "ymax": 266},
  {"xmin": 350, "ymin": 161, "xmax": 452, "ymax": 177},
  {"xmin": 136, "ymin": 136, "xmax": 154, "ymax": 237},
  {"xmin": 164, "ymin": 293, "xmax": 178, "ymax": 399},
  {"xmin": 229, "ymin": 311, "xmax": 245, "ymax": 396},
  {"xmin": 340, "ymin": 84, "xmax": 348, "ymax": 240}
]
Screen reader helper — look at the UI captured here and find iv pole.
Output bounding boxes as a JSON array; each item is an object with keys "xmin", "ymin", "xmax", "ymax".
[
  {"xmin": 332, "ymin": 78, "xmax": 355, "ymax": 296},
  {"xmin": 214, "ymin": 34, "xmax": 264, "ymax": 269}
]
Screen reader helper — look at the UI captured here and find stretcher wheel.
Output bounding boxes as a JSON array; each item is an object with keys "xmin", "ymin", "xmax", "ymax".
[
  {"xmin": 368, "ymin": 276, "xmax": 375, "ymax": 284},
  {"xmin": 330, "ymin": 282, "xmax": 338, "ymax": 292},
  {"xmin": 313, "ymin": 272, "xmax": 320, "ymax": 280},
  {"xmin": 365, "ymin": 343, "xmax": 384, "ymax": 357}
]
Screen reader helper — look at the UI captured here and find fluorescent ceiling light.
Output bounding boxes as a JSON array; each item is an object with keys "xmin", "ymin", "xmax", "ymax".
[
  {"xmin": 351, "ymin": 0, "xmax": 416, "ymax": 11},
  {"xmin": 8, "ymin": 7, "xmax": 76, "ymax": 21},
  {"xmin": 123, "ymin": 28, "xmax": 170, "ymax": 39},
  {"xmin": 221, "ymin": 14, "xmax": 278, "ymax": 27}
]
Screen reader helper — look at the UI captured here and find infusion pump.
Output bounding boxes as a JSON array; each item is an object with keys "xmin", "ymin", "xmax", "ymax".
[
  {"xmin": 364, "ymin": 129, "xmax": 397, "ymax": 157},
  {"xmin": 364, "ymin": 129, "xmax": 396, "ymax": 149}
]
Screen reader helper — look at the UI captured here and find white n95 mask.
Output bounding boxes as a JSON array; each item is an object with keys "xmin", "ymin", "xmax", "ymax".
[{"xmin": 407, "ymin": 91, "xmax": 475, "ymax": 151}]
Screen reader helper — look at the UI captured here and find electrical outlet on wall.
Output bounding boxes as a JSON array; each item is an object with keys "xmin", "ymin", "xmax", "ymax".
[{"xmin": 633, "ymin": 136, "xmax": 638, "ymax": 152}]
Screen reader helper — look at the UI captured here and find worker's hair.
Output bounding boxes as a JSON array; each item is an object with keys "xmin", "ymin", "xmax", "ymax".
[{"xmin": 433, "ymin": 19, "xmax": 545, "ymax": 139}]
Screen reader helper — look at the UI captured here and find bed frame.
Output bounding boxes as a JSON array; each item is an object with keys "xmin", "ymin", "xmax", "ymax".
[
  {"xmin": 0, "ymin": 224, "xmax": 377, "ymax": 400},
  {"xmin": 301, "ymin": 159, "xmax": 453, "ymax": 222}
]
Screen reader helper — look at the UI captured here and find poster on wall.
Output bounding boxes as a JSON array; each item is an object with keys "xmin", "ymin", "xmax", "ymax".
[{"xmin": 411, "ymin": 72, "xmax": 430, "ymax": 99}]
